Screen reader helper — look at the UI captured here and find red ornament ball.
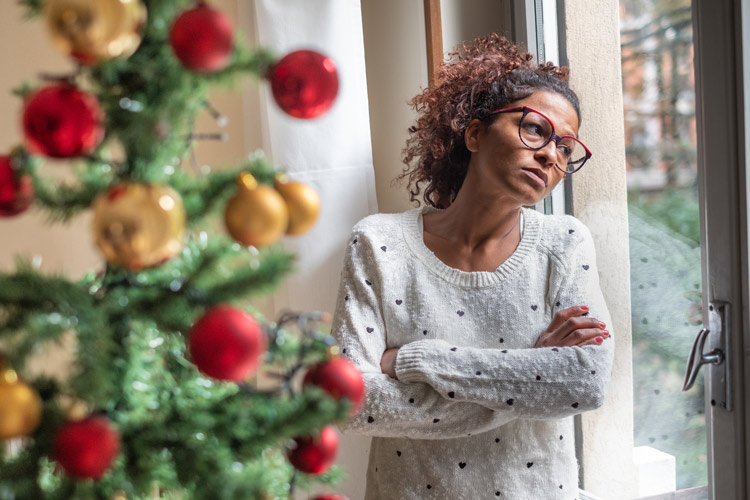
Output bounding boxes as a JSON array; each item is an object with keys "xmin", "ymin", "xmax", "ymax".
[
  {"xmin": 287, "ymin": 425, "xmax": 339, "ymax": 475},
  {"xmin": 303, "ymin": 357, "xmax": 365, "ymax": 415},
  {"xmin": 169, "ymin": 3, "xmax": 234, "ymax": 73},
  {"xmin": 22, "ymin": 84, "xmax": 104, "ymax": 158},
  {"xmin": 0, "ymin": 156, "xmax": 33, "ymax": 217},
  {"xmin": 53, "ymin": 416, "xmax": 120, "ymax": 480},
  {"xmin": 270, "ymin": 50, "xmax": 339, "ymax": 119},
  {"xmin": 188, "ymin": 305, "xmax": 266, "ymax": 381}
]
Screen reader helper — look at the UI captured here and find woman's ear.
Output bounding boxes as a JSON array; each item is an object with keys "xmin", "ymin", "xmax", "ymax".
[{"xmin": 464, "ymin": 118, "xmax": 484, "ymax": 153}]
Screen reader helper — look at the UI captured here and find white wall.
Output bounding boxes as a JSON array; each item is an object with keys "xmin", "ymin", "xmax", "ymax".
[
  {"xmin": 441, "ymin": 0, "xmax": 510, "ymax": 55},
  {"xmin": 361, "ymin": 0, "xmax": 428, "ymax": 214},
  {"xmin": 565, "ymin": 0, "xmax": 638, "ymax": 497}
]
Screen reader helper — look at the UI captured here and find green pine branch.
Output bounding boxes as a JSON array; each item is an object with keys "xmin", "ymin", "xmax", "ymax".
[
  {"xmin": 0, "ymin": 261, "xmax": 96, "ymax": 370},
  {"xmin": 175, "ymin": 153, "xmax": 280, "ymax": 224},
  {"xmin": 25, "ymin": 159, "xmax": 115, "ymax": 224}
]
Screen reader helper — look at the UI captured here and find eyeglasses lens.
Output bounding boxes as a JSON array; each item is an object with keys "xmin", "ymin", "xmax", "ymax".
[{"xmin": 519, "ymin": 110, "xmax": 588, "ymax": 172}]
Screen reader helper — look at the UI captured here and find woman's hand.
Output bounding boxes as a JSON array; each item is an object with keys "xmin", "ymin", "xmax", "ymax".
[
  {"xmin": 380, "ymin": 347, "xmax": 400, "ymax": 379},
  {"xmin": 534, "ymin": 305, "xmax": 610, "ymax": 348}
]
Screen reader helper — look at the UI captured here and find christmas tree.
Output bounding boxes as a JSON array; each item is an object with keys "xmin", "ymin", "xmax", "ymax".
[{"xmin": 0, "ymin": 1, "xmax": 363, "ymax": 499}]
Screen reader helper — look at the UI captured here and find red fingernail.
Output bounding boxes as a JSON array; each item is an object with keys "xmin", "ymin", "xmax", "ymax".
[
  {"xmin": 595, "ymin": 336, "xmax": 603, "ymax": 343},
  {"xmin": 602, "ymin": 330, "xmax": 609, "ymax": 336},
  {"xmin": 599, "ymin": 322, "xmax": 606, "ymax": 329},
  {"xmin": 580, "ymin": 305, "xmax": 589, "ymax": 311}
]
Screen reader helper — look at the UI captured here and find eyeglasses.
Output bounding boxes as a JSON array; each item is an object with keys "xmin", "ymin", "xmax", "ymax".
[{"xmin": 487, "ymin": 106, "xmax": 592, "ymax": 174}]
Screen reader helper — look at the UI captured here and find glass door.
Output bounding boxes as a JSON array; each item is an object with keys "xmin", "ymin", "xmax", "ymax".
[
  {"xmin": 690, "ymin": 0, "xmax": 748, "ymax": 498},
  {"xmin": 620, "ymin": 0, "xmax": 708, "ymax": 496},
  {"xmin": 619, "ymin": 0, "xmax": 748, "ymax": 498}
]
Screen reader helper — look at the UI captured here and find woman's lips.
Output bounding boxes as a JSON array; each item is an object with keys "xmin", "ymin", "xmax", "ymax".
[{"xmin": 521, "ymin": 168, "xmax": 548, "ymax": 189}]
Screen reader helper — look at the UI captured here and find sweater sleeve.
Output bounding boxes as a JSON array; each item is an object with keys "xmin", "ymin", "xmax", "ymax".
[
  {"xmin": 332, "ymin": 227, "xmax": 515, "ymax": 439},
  {"xmin": 395, "ymin": 225, "xmax": 615, "ymax": 418}
]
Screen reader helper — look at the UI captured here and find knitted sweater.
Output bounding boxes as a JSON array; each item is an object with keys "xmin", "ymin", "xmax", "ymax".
[{"xmin": 331, "ymin": 206, "xmax": 615, "ymax": 500}]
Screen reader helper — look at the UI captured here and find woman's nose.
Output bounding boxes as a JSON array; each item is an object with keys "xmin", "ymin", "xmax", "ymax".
[{"xmin": 534, "ymin": 140, "xmax": 558, "ymax": 166}]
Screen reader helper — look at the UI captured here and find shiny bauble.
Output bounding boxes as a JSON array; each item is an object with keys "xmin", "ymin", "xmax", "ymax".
[
  {"xmin": 224, "ymin": 173, "xmax": 289, "ymax": 247},
  {"xmin": 169, "ymin": 3, "xmax": 234, "ymax": 73},
  {"xmin": 303, "ymin": 357, "xmax": 364, "ymax": 416},
  {"xmin": 23, "ymin": 84, "xmax": 104, "ymax": 158},
  {"xmin": 91, "ymin": 183, "xmax": 186, "ymax": 271},
  {"xmin": 274, "ymin": 178, "xmax": 320, "ymax": 235},
  {"xmin": 0, "ymin": 156, "xmax": 34, "ymax": 217},
  {"xmin": 0, "ymin": 370, "xmax": 42, "ymax": 440},
  {"xmin": 287, "ymin": 425, "xmax": 339, "ymax": 475},
  {"xmin": 53, "ymin": 415, "xmax": 120, "ymax": 479},
  {"xmin": 44, "ymin": 0, "xmax": 147, "ymax": 65},
  {"xmin": 188, "ymin": 305, "xmax": 267, "ymax": 382},
  {"xmin": 270, "ymin": 49, "xmax": 339, "ymax": 119}
]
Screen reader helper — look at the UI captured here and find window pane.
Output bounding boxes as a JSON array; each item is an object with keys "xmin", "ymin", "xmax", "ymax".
[{"xmin": 619, "ymin": 0, "xmax": 708, "ymax": 494}]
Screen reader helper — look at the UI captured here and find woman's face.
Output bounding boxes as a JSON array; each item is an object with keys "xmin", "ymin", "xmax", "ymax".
[{"xmin": 466, "ymin": 90, "xmax": 580, "ymax": 207}]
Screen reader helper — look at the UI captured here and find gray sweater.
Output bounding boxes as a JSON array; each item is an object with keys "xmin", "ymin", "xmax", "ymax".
[{"xmin": 332, "ymin": 206, "xmax": 614, "ymax": 500}]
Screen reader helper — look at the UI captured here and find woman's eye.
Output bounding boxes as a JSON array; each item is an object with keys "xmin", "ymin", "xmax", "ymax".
[
  {"xmin": 558, "ymin": 145, "xmax": 572, "ymax": 157},
  {"xmin": 522, "ymin": 123, "xmax": 544, "ymax": 137}
]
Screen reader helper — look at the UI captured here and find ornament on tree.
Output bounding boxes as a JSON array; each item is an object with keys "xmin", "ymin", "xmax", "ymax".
[
  {"xmin": 57, "ymin": 395, "xmax": 91, "ymax": 421},
  {"xmin": 0, "ymin": 155, "xmax": 34, "ymax": 217},
  {"xmin": 303, "ymin": 357, "xmax": 364, "ymax": 416},
  {"xmin": 169, "ymin": 3, "xmax": 234, "ymax": 73},
  {"xmin": 53, "ymin": 415, "xmax": 120, "ymax": 479},
  {"xmin": 270, "ymin": 49, "xmax": 339, "ymax": 119},
  {"xmin": 287, "ymin": 425, "xmax": 339, "ymax": 475},
  {"xmin": 0, "ymin": 370, "xmax": 42, "ymax": 440},
  {"xmin": 23, "ymin": 83, "xmax": 104, "ymax": 158},
  {"xmin": 224, "ymin": 173, "xmax": 289, "ymax": 247},
  {"xmin": 44, "ymin": 0, "xmax": 147, "ymax": 65},
  {"xmin": 274, "ymin": 175, "xmax": 321, "ymax": 235},
  {"xmin": 91, "ymin": 183, "xmax": 186, "ymax": 271},
  {"xmin": 188, "ymin": 305, "xmax": 267, "ymax": 382}
]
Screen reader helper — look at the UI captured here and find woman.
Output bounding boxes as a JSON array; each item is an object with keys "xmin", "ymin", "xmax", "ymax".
[{"xmin": 332, "ymin": 34, "xmax": 614, "ymax": 500}]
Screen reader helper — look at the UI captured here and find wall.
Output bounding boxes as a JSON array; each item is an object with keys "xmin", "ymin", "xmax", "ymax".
[
  {"xmin": 565, "ymin": 0, "xmax": 638, "ymax": 497},
  {"xmin": 441, "ymin": 0, "xmax": 511, "ymax": 54},
  {"xmin": 360, "ymin": 0, "xmax": 427, "ymax": 215}
]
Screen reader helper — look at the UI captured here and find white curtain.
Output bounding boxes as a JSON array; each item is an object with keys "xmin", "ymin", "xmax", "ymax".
[{"xmin": 253, "ymin": 1, "xmax": 377, "ymax": 498}]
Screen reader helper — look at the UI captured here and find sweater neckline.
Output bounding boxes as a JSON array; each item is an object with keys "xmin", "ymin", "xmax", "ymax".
[{"xmin": 401, "ymin": 205, "xmax": 541, "ymax": 287}]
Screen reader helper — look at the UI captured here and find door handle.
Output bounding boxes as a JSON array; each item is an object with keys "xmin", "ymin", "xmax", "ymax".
[
  {"xmin": 682, "ymin": 301, "xmax": 732, "ymax": 411},
  {"xmin": 682, "ymin": 328, "xmax": 723, "ymax": 390}
]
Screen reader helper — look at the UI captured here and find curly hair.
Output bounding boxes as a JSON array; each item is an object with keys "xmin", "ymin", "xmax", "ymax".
[{"xmin": 398, "ymin": 33, "xmax": 580, "ymax": 208}]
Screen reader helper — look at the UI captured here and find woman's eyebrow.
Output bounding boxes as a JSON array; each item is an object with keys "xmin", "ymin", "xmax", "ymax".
[{"xmin": 558, "ymin": 123, "xmax": 579, "ymax": 138}]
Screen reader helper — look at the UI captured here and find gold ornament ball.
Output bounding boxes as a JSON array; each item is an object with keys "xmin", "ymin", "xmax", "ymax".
[
  {"xmin": 0, "ymin": 370, "xmax": 42, "ymax": 441},
  {"xmin": 44, "ymin": 0, "xmax": 147, "ymax": 65},
  {"xmin": 225, "ymin": 174, "xmax": 289, "ymax": 247},
  {"xmin": 92, "ymin": 183, "xmax": 186, "ymax": 271},
  {"xmin": 275, "ymin": 178, "xmax": 321, "ymax": 235}
]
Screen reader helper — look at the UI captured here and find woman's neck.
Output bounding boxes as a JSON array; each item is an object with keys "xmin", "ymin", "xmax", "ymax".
[{"xmin": 425, "ymin": 190, "xmax": 523, "ymax": 250}]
